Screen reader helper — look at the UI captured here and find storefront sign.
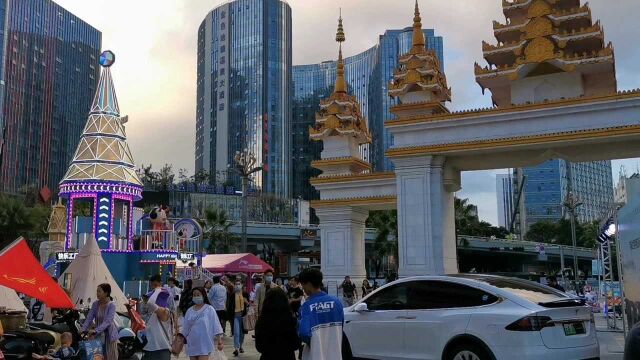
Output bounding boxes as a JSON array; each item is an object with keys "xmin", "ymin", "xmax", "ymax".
[
  {"xmin": 140, "ymin": 252, "xmax": 177, "ymax": 264},
  {"xmin": 56, "ymin": 252, "xmax": 78, "ymax": 262}
]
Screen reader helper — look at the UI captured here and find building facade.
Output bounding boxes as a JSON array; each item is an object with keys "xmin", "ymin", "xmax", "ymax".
[
  {"xmin": 291, "ymin": 28, "xmax": 443, "ymax": 199},
  {"xmin": 517, "ymin": 160, "xmax": 614, "ymax": 229},
  {"xmin": 614, "ymin": 172, "xmax": 640, "ymax": 205},
  {"xmin": 196, "ymin": 0, "xmax": 292, "ymax": 198},
  {"xmin": 0, "ymin": 0, "xmax": 101, "ymax": 194},
  {"xmin": 496, "ymin": 173, "xmax": 514, "ymax": 229}
]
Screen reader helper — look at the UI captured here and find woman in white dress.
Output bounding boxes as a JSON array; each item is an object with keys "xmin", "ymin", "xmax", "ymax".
[{"xmin": 182, "ymin": 287, "xmax": 224, "ymax": 360}]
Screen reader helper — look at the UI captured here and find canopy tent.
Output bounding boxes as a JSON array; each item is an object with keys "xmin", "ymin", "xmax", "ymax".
[
  {"xmin": 201, "ymin": 253, "xmax": 273, "ymax": 273},
  {"xmin": 0, "ymin": 285, "xmax": 27, "ymax": 313},
  {"xmin": 59, "ymin": 237, "xmax": 128, "ymax": 312}
]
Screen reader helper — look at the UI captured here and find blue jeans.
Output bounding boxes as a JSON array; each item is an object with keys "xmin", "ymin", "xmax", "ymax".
[{"xmin": 233, "ymin": 313, "xmax": 244, "ymax": 349}]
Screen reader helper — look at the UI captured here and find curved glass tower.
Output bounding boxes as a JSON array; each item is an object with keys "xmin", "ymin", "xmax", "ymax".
[{"xmin": 196, "ymin": 0, "xmax": 292, "ymax": 197}]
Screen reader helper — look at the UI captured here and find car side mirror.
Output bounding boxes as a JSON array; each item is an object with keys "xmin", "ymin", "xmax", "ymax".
[{"xmin": 354, "ymin": 303, "xmax": 369, "ymax": 313}]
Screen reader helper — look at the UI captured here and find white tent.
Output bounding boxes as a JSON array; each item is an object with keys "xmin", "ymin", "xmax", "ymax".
[
  {"xmin": 0, "ymin": 285, "xmax": 27, "ymax": 312},
  {"xmin": 59, "ymin": 237, "xmax": 128, "ymax": 312}
]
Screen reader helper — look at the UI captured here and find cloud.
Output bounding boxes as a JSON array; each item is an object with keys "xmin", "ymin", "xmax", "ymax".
[{"xmin": 53, "ymin": 0, "xmax": 640, "ymax": 224}]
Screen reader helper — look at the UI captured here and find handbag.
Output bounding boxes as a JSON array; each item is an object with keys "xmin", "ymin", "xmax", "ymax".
[
  {"xmin": 209, "ymin": 348, "xmax": 227, "ymax": 360},
  {"xmin": 242, "ymin": 305, "xmax": 257, "ymax": 332},
  {"xmin": 78, "ymin": 339, "xmax": 104, "ymax": 360}
]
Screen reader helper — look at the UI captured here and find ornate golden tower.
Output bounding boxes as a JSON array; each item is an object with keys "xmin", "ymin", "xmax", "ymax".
[
  {"xmin": 475, "ymin": 0, "xmax": 616, "ymax": 107},
  {"xmin": 309, "ymin": 12, "xmax": 372, "ymax": 177},
  {"xmin": 47, "ymin": 199, "xmax": 67, "ymax": 243},
  {"xmin": 388, "ymin": 1, "xmax": 451, "ymax": 118}
]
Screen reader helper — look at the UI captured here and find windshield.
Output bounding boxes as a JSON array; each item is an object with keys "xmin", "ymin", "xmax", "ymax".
[{"xmin": 454, "ymin": 275, "xmax": 568, "ymax": 304}]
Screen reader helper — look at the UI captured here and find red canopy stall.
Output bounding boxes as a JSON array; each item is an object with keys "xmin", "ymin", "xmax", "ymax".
[{"xmin": 201, "ymin": 253, "xmax": 273, "ymax": 293}]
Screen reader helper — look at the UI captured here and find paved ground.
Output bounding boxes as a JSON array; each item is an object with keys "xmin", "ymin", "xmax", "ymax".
[{"xmin": 172, "ymin": 315, "xmax": 627, "ymax": 360}]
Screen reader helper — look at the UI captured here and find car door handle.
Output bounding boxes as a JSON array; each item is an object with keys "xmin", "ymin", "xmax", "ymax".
[{"xmin": 395, "ymin": 316, "xmax": 417, "ymax": 319}]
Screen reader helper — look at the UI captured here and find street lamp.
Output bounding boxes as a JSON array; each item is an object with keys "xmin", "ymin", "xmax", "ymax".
[
  {"xmin": 563, "ymin": 191, "xmax": 582, "ymax": 291},
  {"xmin": 232, "ymin": 150, "xmax": 263, "ymax": 253}
]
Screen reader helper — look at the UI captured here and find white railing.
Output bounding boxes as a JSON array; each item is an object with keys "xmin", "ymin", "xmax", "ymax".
[
  {"xmin": 176, "ymin": 266, "xmax": 217, "ymax": 283},
  {"xmin": 139, "ymin": 230, "xmax": 201, "ymax": 253}
]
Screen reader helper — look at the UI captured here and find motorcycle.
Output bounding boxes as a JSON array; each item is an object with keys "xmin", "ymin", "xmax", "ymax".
[
  {"xmin": 0, "ymin": 323, "xmax": 60, "ymax": 360},
  {"xmin": 116, "ymin": 312, "xmax": 141, "ymax": 360}
]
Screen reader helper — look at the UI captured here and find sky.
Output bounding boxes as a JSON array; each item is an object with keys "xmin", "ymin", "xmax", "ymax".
[{"xmin": 53, "ymin": 0, "xmax": 640, "ymax": 225}]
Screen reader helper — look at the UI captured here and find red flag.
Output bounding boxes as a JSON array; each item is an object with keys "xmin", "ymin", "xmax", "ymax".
[{"xmin": 0, "ymin": 238, "xmax": 74, "ymax": 309}]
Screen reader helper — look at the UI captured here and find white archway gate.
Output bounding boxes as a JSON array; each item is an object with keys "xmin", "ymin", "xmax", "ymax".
[{"xmin": 309, "ymin": 1, "xmax": 640, "ymax": 292}]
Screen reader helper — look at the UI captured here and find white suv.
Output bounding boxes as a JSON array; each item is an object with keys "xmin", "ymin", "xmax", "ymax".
[{"xmin": 342, "ymin": 274, "xmax": 599, "ymax": 360}]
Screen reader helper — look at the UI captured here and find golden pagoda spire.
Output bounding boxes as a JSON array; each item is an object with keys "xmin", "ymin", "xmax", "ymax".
[
  {"xmin": 334, "ymin": 9, "xmax": 347, "ymax": 94},
  {"xmin": 412, "ymin": 0, "xmax": 426, "ymax": 51}
]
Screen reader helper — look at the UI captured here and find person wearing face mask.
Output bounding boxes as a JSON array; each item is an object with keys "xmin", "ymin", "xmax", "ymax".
[
  {"xmin": 256, "ymin": 270, "xmax": 275, "ymax": 316},
  {"xmin": 231, "ymin": 280, "xmax": 249, "ymax": 357},
  {"xmin": 181, "ymin": 287, "xmax": 223, "ymax": 360}
]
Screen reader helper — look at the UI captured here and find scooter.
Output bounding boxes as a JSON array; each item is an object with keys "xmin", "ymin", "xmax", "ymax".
[
  {"xmin": 0, "ymin": 325, "xmax": 60, "ymax": 360},
  {"xmin": 116, "ymin": 312, "xmax": 141, "ymax": 360}
]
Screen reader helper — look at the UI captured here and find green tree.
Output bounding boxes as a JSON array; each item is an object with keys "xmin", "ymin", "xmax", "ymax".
[
  {"xmin": 0, "ymin": 196, "xmax": 32, "ymax": 247},
  {"xmin": 579, "ymin": 220, "xmax": 599, "ymax": 249},
  {"xmin": 157, "ymin": 164, "xmax": 174, "ymax": 189},
  {"xmin": 203, "ymin": 208, "xmax": 238, "ymax": 254},
  {"xmin": 525, "ymin": 220, "xmax": 558, "ymax": 243},
  {"xmin": 367, "ymin": 210, "xmax": 399, "ymax": 278}
]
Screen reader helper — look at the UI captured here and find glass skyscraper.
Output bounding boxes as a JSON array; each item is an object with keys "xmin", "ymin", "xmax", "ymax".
[
  {"xmin": 0, "ymin": 0, "xmax": 101, "ymax": 195},
  {"xmin": 517, "ymin": 160, "xmax": 614, "ymax": 229},
  {"xmin": 291, "ymin": 27, "xmax": 443, "ymax": 200},
  {"xmin": 196, "ymin": 0, "xmax": 292, "ymax": 198}
]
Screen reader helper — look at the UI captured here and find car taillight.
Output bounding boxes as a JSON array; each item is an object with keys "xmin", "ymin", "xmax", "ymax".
[{"xmin": 505, "ymin": 315, "xmax": 553, "ymax": 331}]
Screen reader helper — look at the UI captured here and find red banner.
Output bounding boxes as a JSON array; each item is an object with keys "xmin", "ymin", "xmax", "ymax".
[{"xmin": 0, "ymin": 238, "xmax": 74, "ymax": 309}]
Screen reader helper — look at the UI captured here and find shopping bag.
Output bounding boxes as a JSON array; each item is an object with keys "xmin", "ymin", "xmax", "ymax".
[
  {"xmin": 171, "ymin": 333, "xmax": 185, "ymax": 356},
  {"xmin": 242, "ymin": 306, "xmax": 257, "ymax": 331},
  {"xmin": 209, "ymin": 349, "xmax": 227, "ymax": 360},
  {"xmin": 78, "ymin": 339, "xmax": 103, "ymax": 360}
]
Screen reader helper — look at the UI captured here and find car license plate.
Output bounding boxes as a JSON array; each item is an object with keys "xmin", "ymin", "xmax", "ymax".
[{"xmin": 563, "ymin": 322, "xmax": 585, "ymax": 336}]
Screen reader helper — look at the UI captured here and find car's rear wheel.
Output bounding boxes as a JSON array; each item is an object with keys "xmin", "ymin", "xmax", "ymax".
[{"xmin": 447, "ymin": 343, "xmax": 491, "ymax": 360}]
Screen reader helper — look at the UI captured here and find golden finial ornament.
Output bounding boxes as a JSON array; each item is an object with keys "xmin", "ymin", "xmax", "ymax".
[
  {"xmin": 336, "ymin": 8, "xmax": 345, "ymax": 43},
  {"xmin": 412, "ymin": 0, "xmax": 425, "ymax": 50},
  {"xmin": 334, "ymin": 10, "xmax": 347, "ymax": 94}
]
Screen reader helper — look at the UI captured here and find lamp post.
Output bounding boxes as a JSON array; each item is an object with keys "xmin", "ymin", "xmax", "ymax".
[
  {"xmin": 563, "ymin": 191, "xmax": 582, "ymax": 292},
  {"xmin": 233, "ymin": 150, "xmax": 263, "ymax": 253}
]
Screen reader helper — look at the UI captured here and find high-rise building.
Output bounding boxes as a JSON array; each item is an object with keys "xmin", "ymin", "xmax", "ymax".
[
  {"xmin": 614, "ymin": 172, "xmax": 640, "ymax": 205},
  {"xmin": 517, "ymin": 160, "xmax": 614, "ymax": 229},
  {"xmin": 0, "ymin": 0, "xmax": 101, "ymax": 194},
  {"xmin": 291, "ymin": 28, "xmax": 443, "ymax": 199},
  {"xmin": 496, "ymin": 173, "xmax": 514, "ymax": 229},
  {"xmin": 196, "ymin": 0, "xmax": 292, "ymax": 198}
]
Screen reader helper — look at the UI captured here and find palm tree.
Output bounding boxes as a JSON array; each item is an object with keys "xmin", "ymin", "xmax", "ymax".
[
  {"xmin": 157, "ymin": 164, "xmax": 174, "ymax": 189},
  {"xmin": 203, "ymin": 208, "xmax": 239, "ymax": 254},
  {"xmin": 0, "ymin": 196, "xmax": 35, "ymax": 248},
  {"xmin": 368, "ymin": 210, "xmax": 399, "ymax": 279}
]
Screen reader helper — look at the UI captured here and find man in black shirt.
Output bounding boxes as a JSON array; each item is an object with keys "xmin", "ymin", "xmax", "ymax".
[
  {"xmin": 339, "ymin": 276, "xmax": 358, "ymax": 306},
  {"xmin": 287, "ymin": 276, "xmax": 304, "ymax": 318},
  {"xmin": 546, "ymin": 276, "xmax": 566, "ymax": 292}
]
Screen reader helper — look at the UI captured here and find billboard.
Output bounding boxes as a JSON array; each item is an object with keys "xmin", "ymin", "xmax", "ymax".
[{"xmin": 617, "ymin": 178, "xmax": 640, "ymax": 327}]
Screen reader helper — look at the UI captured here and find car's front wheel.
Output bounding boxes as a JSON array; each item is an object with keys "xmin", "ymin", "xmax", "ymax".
[{"xmin": 447, "ymin": 343, "xmax": 491, "ymax": 360}]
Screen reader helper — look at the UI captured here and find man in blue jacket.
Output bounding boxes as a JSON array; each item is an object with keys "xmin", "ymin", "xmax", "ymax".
[{"xmin": 297, "ymin": 268, "xmax": 344, "ymax": 360}]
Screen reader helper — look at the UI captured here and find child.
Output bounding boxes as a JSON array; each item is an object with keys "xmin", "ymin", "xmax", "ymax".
[{"xmin": 33, "ymin": 332, "xmax": 76, "ymax": 360}]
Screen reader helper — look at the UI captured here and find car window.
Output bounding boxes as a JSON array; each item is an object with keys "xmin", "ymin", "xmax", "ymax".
[
  {"xmin": 460, "ymin": 276, "xmax": 566, "ymax": 304},
  {"xmin": 366, "ymin": 283, "xmax": 409, "ymax": 311},
  {"xmin": 407, "ymin": 281, "xmax": 499, "ymax": 310}
]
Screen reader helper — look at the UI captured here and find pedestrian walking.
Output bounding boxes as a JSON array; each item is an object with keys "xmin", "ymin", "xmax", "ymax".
[
  {"xmin": 139, "ymin": 291, "xmax": 173, "ymax": 360},
  {"xmin": 287, "ymin": 276, "xmax": 304, "ymax": 318},
  {"xmin": 230, "ymin": 279, "xmax": 249, "ymax": 357},
  {"xmin": 297, "ymin": 268, "xmax": 344, "ymax": 360},
  {"xmin": 255, "ymin": 288, "xmax": 301, "ymax": 360},
  {"xmin": 166, "ymin": 277, "xmax": 182, "ymax": 313},
  {"xmin": 209, "ymin": 277, "xmax": 227, "ymax": 334},
  {"xmin": 275, "ymin": 278, "xmax": 286, "ymax": 292},
  {"xmin": 339, "ymin": 276, "xmax": 358, "ymax": 306},
  {"xmin": 81, "ymin": 283, "xmax": 119, "ymax": 360},
  {"xmin": 547, "ymin": 276, "xmax": 566, "ymax": 292},
  {"xmin": 182, "ymin": 287, "xmax": 224, "ymax": 360},
  {"xmin": 256, "ymin": 270, "xmax": 277, "ymax": 316},
  {"xmin": 178, "ymin": 279, "xmax": 194, "ymax": 316},
  {"xmin": 224, "ymin": 278, "xmax": 236, "ymax": 335},
  {"xmin": 361, "ymin": 279, "xmax": 373, "ymax": 297}
]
